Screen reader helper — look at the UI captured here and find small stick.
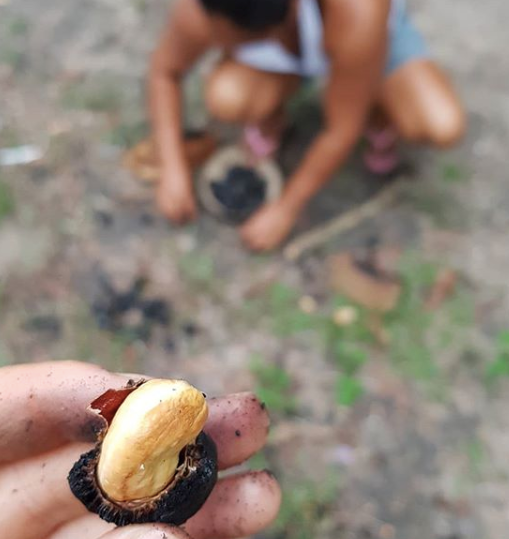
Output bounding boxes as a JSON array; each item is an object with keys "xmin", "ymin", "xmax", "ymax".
[{"xmin": 284, "ymin": 179, "xmax": 403, "ymax": 261}]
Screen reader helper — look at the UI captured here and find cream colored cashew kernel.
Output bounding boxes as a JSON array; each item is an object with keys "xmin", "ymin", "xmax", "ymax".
[{"xmin": 97, "ymin": 379, "xmax": 208, "ymax": 502}]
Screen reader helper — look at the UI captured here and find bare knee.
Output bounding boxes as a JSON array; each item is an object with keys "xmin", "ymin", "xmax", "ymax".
[
  {"xmin": 392, "ymin": 100, "xmax": 466, "ymax": 147},
  {"xmin": 424, "ymin": 103, "xmax": 466, "ymax": 148},
  {"xmin": 205, "ymin": 62, "xmax": 295, "ymax": 124},
  {"xmin": 205, "ymin": 64, "xmax": 252, "ymax": 123},
  {"xmin": 381, "ymin": 60, "xmax": 466, "ymax": 147}
]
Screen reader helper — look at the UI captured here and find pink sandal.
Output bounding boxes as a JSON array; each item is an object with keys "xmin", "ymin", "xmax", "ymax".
[
  {"xmin": 363, "ymin": 126, "xmax": 401, "ymax": 176},
  {"xmin": 243, "ymin": 125, "xmax": 280, "ymax": 164}
]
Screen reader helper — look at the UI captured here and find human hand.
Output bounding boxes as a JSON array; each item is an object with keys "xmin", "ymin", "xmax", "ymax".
[
  {"xmin": 0, "ymin": 361, "xmax": 280, "ymax": 539},
  {"xmin": 157, "ymin": 173, "xmax": 198, "ymax": 224},
  {"xmin": 240, "ymin": 200, "xmax": 298, "ymax": 251}
]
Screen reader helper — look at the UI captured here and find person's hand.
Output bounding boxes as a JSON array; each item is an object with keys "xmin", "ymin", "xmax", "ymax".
[
  {"xmin": 157, "ymin": 173, "xmax": 198, "ymax": 224},
  {"xmin": 240, "ymin": 200, "xmax": 298, "ymax": 251},
  {"xmin": 0, "ymin": 361, "xmax": 280, "ymax": 539}
]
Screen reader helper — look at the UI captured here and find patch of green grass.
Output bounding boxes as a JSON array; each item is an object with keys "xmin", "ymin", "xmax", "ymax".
[
  {"xmin": 0, "ymin": 48, "xmax": 24, "ymax": 70},
  {"xmin": 442, "ymin": 162, "xmax": 467, "ymax": 184},
  {"xmin": 0, "ymin": 16, "xmax": 28, "ymax": 71},
  {"xmin": 250, "ymin": 354, "xmax": 297, "ymax": 416},
  {"xmin": 244, "ymin": 285, "xmax": 370, "ymax": 407},
  {"xmin": 404, "ymin": 182, "xmax": 466, "ymax": 229},
  {"xmin": 61, "ymin": 79, "xmax": 124, "ymax": 113},
  {"xmin": 446, "ymin": 291, "xmax": 475, "ymax": 328},
  {"xmin": 267, "ymin": 283, "xmax": 318, "ymax": 336},
  {"xmin": 131, "ymin": 0, "xmax": 148, "ymax": 13},
  {"xmin": 67, "ymin": 305, "xmax": 139, "ymax": 373},
  {"xmin": 466, "ymin": 438, "xmax": 485, "ymax": 476},
  {"xmin": 335, "ymin": 375, "xmax": 364, "ymax": 407},
  {"xmin": 0, "ymin": 339, "xmax": 11, "ymax": 367},
  {"xmin": 248, "ymin": 449, "xmax": 270, "ymax": 471},
  {"xmin": 382, "ymin": 253, "xmax": 475, "ymax": 399},
  {"xmin": 7, "ymin": 17, "xmax": 29, "ymax": 37},
  {"xmin": 72, "ymin": 330, "xmax": 136, "ymax": 373},
  {"xmin": 178, "ymin": 251, "xmax": 215, "ymax": 285},
  {"xmin": 320, "ymin": 297, "xmax": 373, "ymax": 407},
  {"xmin": 242, "ymin": 282, "xmax": 319, "ymax": 336},
  {"xmin": 332, "ymin": 340, "xmax": 368, "ymax": 377},
  {"xmin": 385, "ymin": 255, "xmax": 439, "ymax": 380},
  {"xmin": 0, "ymin": 180, "xmax": 15, "ymax": 221},
  {"xmin": 485, "ymin": 330, "xmax": 509, "ymax": 384},
  {"xmin": 243, "ymin": 252, "xmax": 475, "ymax": 408},
  {"xmin": 269, "ymin": 477, "xmax": 338, "ymax": 539},
  {"xmin": 107, "ymin": 120, "xmax": 148, "ymax": 148},
  {"xmin": 0, "ymin": 126, "xmax": 22, "ymax": 147},
  {"xmin": 326, "ymin": 297, "xmax": 373, "ymax": 345}
]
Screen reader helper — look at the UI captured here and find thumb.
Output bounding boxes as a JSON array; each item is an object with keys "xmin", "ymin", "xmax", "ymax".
[{"xmin": 99, "ymin": 524, "xmax": 191, "ymax": 539}]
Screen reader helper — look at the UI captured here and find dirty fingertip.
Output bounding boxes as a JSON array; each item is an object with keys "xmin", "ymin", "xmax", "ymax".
[
  {"xmin": 101, "ymin": 523, "xmax": 190, "ymax": 539},
  {"xmin": 205, "ymin": 393, "xmax": 271, "ymax": 469}
]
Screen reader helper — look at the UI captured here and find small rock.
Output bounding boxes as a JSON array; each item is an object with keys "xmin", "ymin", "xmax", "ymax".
[
  {"xmin": 299, "ymin": 295, "xmax": 318, "ymax": 314},
  {"xmin": 164, "ymin": 337, "xmax": 177, "ymax": 353},
  {"xmin": 333, "ymin": 306, "xmax": 359, "ymax": 327},
  {"xmin": 94, "ymin": 209, "xmax": 114, "ymax": 228},
  {"xmin": 140, "ymin": 212, "xmax": 155, "ymax": 226},
  {"xmin": 182, "ymin": 321, "xmax": 200, "ymax": 338}
]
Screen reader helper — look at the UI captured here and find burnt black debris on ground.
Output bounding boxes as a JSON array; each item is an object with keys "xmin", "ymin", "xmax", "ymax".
[
  {"xmin": 91, "ymin": 274, "xmax": 172, "ymax": 342},
  {"xmin": 94, "ymin": 209, "xmax": 114, "ymax": 228},
  {"xmin": 24, "ymin": 315, "xmax": 62, "ymax": 339},
  {"xmin": 140, "ymin": 299, "xmax": 171, "ymax": 325}
]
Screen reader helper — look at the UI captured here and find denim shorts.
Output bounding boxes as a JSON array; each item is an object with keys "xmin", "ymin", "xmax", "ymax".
[{"xmin": 386, "ymin": 1, "xmax": 429, "ymax": 74}]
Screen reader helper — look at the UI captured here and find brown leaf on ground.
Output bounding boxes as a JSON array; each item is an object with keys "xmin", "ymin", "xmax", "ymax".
[
  {"xmin": 366, "ymin": 312, "xmax": 391, "ymax": 347},
  {"xmin": 425, "ymin": 268, "xmax": 458, "ymax": 310},
  {"xmin": 329, "ymin": 252, "xmax": 402, "ymax": 313},
  {"xmin": 372, "ymin": 246, "xmax": 402, "ymax": 275},
  {"xmin": 123, "ymin": 139, "xmax": 160, "ymax": 182},
  {"xmin": 123, "ymin": 133, "xmax": 218, "ymax": 182}
]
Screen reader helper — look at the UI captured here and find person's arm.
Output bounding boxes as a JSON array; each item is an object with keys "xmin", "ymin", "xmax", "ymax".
[
  {"xmin": 241, "ymin": 0, "xmax": 391, "ymax": 250},
  {"xmin": 149, "ymin": 0, "xmax": 211, "ymax": 223},
  {"xmin": 281, "ymin": 0, "xmax": 390, "ymax": 212}
]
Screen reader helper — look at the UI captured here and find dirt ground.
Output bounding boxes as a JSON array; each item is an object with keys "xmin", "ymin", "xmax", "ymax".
[{"xmin": 1, "ymin": 1, "xmax": 509, "ymax": 538}]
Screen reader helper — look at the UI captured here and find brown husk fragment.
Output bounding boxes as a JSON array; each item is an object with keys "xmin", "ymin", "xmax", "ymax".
[
  {"xmin": 68, "ymin": 381, "xmax": 218, "ymax": 527},
  {"xmin": 89, "ymin": 379, "xmax": 143, "ymax": 424}
]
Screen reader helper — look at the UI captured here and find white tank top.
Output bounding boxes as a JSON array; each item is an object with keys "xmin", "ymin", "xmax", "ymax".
[{"xmin": 234, "ymin": 0, "xmax": 403, "ymax": 77}]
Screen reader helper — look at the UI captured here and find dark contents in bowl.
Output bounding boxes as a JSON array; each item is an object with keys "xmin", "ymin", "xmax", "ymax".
[{"xmin": 211, "ymin": 166, "xmax": 267, "ymax": 223}]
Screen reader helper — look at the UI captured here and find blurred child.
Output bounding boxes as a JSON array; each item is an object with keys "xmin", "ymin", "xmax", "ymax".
[{"xmin": 149, "ymin": 0, "xmax": 465, "ymax": 250}]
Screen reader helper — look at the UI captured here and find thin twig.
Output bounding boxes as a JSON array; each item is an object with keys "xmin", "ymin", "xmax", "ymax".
[{"xmin": 284, "ymin": 179, "xmax": 404, "ymax": 261}]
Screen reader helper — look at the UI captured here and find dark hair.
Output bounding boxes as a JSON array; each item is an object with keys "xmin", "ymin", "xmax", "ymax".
[{"xmin": 200, "ymin": 0, "xmax": 291, "ymax": 30}]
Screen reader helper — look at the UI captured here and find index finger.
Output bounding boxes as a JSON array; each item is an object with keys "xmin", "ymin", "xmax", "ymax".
[
  {"xmin": 0, "ymin": 361, "xmax": 126, "ymax": 464},
  {"xmin": 0, "ymin": 362, "xmax": 271, "ymax": 468}
]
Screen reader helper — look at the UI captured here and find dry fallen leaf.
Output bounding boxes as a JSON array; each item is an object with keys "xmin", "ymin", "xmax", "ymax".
[
  {"xmin": 366, "ymin": 312, "xmax": 391, "ymax": 347},
  {"xmin": 329, "ymin": 252, "xmax": 401, "ymax": 313},
  {"xmin": 425, "ymin": 268, "xmax": 458, "ymax": 310},
  {"xmin": 123, "ymin": 133, "xmax": 218, "ymax": 183}
]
